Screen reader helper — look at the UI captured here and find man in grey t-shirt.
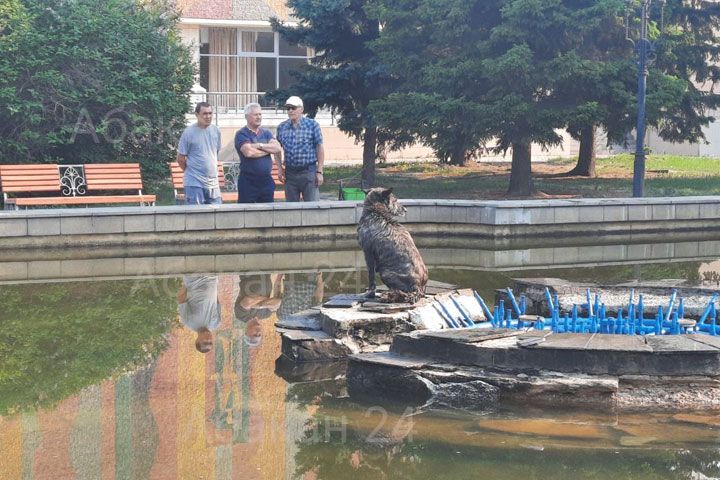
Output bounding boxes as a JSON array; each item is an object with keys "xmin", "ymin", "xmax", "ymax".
[
  {"xmin": 177, "ymin": 275, "xmax": 221, "ymax": 353},
  {"xmin": 177, "ymin": 102, "xmax": 223, "ymax": 204}
]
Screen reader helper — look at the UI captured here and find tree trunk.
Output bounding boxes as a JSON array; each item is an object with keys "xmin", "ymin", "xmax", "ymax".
[
  {"xmin": 448, "ymin": 144, "xmax": 471, "ymax": 166},
  {"xmin": 361, "ymin": 126, "xmax": 377, "ymax": 187},
  {"xmin": 507, "ymin": 141, "xmax": 535, "ymax": 197},
  {"xmin": 566, "ymin": 125, "xmax": 597, "ymax": 177}
]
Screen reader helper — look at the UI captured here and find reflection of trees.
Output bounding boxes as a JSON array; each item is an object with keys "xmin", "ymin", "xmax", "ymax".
[
  {"xmin": 114, "ymin": 366, "xmax": 159, "ymax": 480},
  {"xmin": 0, "ymin": 279, "xmax": 180, "ymax": 415},
  {"xmin": 293, "ymin": 398, "xmax": 720, "ymax": 480},
  {"xmin": 208, "ymin": 323, "xmax": 251, "ymax": 444},
  {"xmin": 293, "ymin": 398, "xmax": 421, "ymax": 480},
  {"xmin": 674, "ymin": 449, "xmax": 720, "ymax": 479}
]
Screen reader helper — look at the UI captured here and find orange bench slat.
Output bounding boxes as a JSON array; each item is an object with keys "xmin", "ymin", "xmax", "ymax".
[
  {"xmin": 86, "ymin": 179, "xmax": 144, "ymax": 186},
  {"xmin": 3, "ymin": 185, "xmax": 61, "ymax": 193},
  {"xmin": 0, "ymin": 165, "xmax": 58, "ymax": 171},
  {"xmin": 12, "ymin": 195, "xmax": 156, "ymax": 205},
  {"xmin": 85, "ymin": 172, "xmax": 142, "ymax": 178},
  {"xmin": 2, "ymin": 177, "xmax": 61, "ymax": 184},
  {"xmin": 1, "ymin": 174, "xmax": 61, "ymax": 181},
  {"xmin": 169, "ymin": 162, "xmax": 225, "ymax": 190},
  {"xmin": 84, "ymin": 163, "xmax": 140, "ymax": 170}
]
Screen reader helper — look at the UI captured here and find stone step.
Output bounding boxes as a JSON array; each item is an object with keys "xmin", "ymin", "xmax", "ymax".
[
  {"xmin": 280, "ymin": 328, "xmax": 353, "ymax": 363},
  {"xmin": 346, "ymin": 351, "xmax": 620, "ymax": 410},
  {"xmin": 389, "ymin": 328, "xmax": 720, "ymax": 376},
  {"xmin": 274, "ymin": 355, "xmax": 347, "ymax": 383},
  {"xmin": 275, "ymin": 308, "xmax": 322, "ymax": 331}
]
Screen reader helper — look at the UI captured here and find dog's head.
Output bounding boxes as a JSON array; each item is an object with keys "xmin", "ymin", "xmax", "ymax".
[{"xmin": 363, "ymin": 187, "xmax": 406, "ymax": 217}]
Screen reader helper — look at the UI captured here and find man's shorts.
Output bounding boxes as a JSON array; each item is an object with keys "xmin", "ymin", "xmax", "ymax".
[{"xmin": 185, "ymin": 186, "xmax": 222, "ymax": 205}]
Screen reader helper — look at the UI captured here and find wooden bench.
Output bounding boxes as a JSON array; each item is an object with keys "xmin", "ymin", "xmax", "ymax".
[
  {"xmin": 0, "ymin": 163, "xmax": 156, "ymax": 209},
  {"xmin": 170, "ymin": 162, "xmax": 285, "ymax": 204}
]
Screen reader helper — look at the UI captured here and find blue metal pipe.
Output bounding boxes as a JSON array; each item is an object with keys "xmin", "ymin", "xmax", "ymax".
[
  {"xmin": 450, "ymin": 296, "xmax": 475, "ymax": 327},
  {"xmin": 506, "ymin": 288, "xmax": 522, "ymax": 316},
  {"xmin": 473, "ymin": 291, "xmax": 495, "ymax": 325},
  {"xmin": 433, "ymin": 303, "xmax": 458, "ymax": 328}
]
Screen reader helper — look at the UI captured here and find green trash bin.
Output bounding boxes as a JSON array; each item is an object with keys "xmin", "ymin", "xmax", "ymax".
[{"xmin": 342, "ymin": 187, "xmax": 366, "ymax": 200}]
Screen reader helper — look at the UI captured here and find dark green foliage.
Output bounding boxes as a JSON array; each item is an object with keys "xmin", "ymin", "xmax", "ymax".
[
  {"xmin": 0, "ymin": 278, "xmax": 180, "ymax": 415},
  {"xmin": 557, "ymin": 0, "xmax": 720, "ymax": 178},
  {"xmin": 0, "ymin": 0, "xmax": 194, "ymax": 187},
  {"xmin": 367, "ymin": 0, "xmax": 496, "ymax": 166},
  {"xmin": 370, "ymin": 0, "xmax": 720, "ymax": 192},
  {"xmin": 370, "ymin": 0, "xmax": 630, "ymax": 190},
  {"xmin": 649, "ymin": 0, "xmax": 720, "ymax": 144},
  {"xmin": 269, "ymin": 0, "xmax": 403, "ymax": 185}
]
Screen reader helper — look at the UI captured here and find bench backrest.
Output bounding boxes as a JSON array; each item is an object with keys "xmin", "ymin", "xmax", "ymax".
[
  {"xmin": 169, "ymin": 163, "xmax": 226, "ymax": 189},
  {"xmin": 0, "ymin": 164, "xmax": 61, "ymax": 194},
  {"xmin": 84, "ymin": 163, "xmax": 145, "ymax": 191},
  {"xmin": 169, "ymin": 163, "xmax": 284, "ymax": 186},
  {"xmin": 270, "ymin": 163, "xmax": 281, "ymax": 184}
]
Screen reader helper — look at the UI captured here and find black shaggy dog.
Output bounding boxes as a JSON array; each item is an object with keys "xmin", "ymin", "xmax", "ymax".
[{"xmin": 357, "ymin": 187, "xmax": 428, "ymax": 304}]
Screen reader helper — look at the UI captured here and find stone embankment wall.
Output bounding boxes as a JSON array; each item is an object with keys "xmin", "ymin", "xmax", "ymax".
[{"xmin": 3, "ymin": 196, "xmax": 720, "ymax": 250}]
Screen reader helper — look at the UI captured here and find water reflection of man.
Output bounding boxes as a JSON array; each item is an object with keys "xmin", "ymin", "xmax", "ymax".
[
  {"xmin": 177, "ymin": 275, "xmax": 221, "ymax": 353},
  {"xmin": 234, "ymin": 274, "xmax": 282, "ymax": 346},
  {"xmin": 277, "ymin": 272, "xmax": 324, "ymax": 320}
]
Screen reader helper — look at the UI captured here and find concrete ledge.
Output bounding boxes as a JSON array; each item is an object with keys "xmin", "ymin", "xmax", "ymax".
[
  {"xmin": 3, "ymin": 197, "xmax": 720, "ymax": 249},
  {"xmin": 3, "ymin": 237, "xmax": 720, "ymax": 283}
]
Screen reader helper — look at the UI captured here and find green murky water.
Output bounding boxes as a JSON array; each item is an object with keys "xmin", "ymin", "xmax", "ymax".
[{"xmin": 1, "ymin": 257, "xmax": 719, "ymax": 480}]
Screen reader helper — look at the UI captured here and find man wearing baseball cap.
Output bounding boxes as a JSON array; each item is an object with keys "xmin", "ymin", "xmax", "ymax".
[{"xmin": 275, "ymin": 96, "xmax": 325, "ymax": 202}]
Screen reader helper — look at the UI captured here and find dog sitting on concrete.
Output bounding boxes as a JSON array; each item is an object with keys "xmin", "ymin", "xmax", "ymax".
[{"xmin": 357, "ymin": 187, "xmax": 428, "ymax": 304}]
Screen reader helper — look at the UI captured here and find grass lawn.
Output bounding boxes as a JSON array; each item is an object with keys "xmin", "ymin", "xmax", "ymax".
[{"xmin": 321, "ymin": 154, "xmax": 720, "ymax": 200}]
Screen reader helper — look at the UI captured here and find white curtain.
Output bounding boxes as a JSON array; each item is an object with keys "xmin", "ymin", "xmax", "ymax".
[
  {"xmin": 240, "ymin": 32, "xmax": 258, "ymax": 106},
  {"xmin": 209, "ymin": 28, "xmax": 237, "ymax": 110}
]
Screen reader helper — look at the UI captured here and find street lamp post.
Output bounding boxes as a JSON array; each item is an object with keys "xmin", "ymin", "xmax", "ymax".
[{"xmin": 626, "ymin": 0, "xmax": 665, "ymax": 198}]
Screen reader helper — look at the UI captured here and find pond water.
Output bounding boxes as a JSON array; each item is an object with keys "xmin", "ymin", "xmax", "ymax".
[{"xmin": 2, "ymin": 253, "xmax": 720, "ymax": 479}]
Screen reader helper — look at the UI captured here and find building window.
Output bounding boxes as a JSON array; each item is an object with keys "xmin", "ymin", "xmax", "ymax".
[{"xmin": 198, "ymin": 27, "xmax": 312, "ymax": 110}]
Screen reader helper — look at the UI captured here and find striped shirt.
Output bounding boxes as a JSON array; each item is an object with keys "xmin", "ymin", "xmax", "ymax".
[{"xmin": 276, "ymin": 117, "xmax": 323, "ymax": 168}]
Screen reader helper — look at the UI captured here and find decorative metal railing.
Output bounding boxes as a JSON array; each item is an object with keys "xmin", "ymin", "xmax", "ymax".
[
  {"xmin": 59, "ymin": 165, "xmax": 87, "ymax": 197},
  {"xmin": 222, "ymin": 162, "xmax": 241, "ymax": 192}
]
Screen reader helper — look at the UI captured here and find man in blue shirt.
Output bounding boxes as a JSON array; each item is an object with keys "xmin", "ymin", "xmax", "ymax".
[
  {"xmin": 276, "ymin": 96, "xmax": 325, "ymax": 202},
  {"xmin": 234, "ymin": 103, "xmax": 282, "ymax": 203},
  {"xmin": 177, "ymin": 102, "xmax": 223, "ymax": 205}
]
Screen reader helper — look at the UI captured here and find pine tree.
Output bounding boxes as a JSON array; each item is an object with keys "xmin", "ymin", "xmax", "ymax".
[
  {"xmin": 559, "ymin": 0, "xmax": 720, "ymax": 177},
  {"xmin": 372, "ymin": 0, "xmax": 623, "ymax": 195},
  {"xmin": 270, "ymin": 0, "xmax": 404, "ymax": 186}
]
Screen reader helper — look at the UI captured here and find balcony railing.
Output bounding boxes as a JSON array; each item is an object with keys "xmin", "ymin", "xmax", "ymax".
[{"xmin": 190, "ymin": 91, "xmax": 335, "ymax": 127}]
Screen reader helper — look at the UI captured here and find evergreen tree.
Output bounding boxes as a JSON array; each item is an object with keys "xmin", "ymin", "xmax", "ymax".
[
  {"xmin": 649, "ymin": 0, "xmax": 720, "ymax": 144},
  {"xmin": 371, "ymin": 0, "xmax": 624, "ymax": 195},
  {"xmin": 554, "ymin": 2, "xmax": 636, "ymax": 177},
  {"xmin": 0, "ymin": 0, "xmax": 194, "ymax": 186},
  {"xmin": 270, "ymin": 0, "xmax": 404, "ymax": 186},
  {"xmin": 367, "ymin": 0, "xmax": 495, "ymax": 166},
  {"xmin": 556, "ymin": 0, "xmax": 720, "ymax": 178}
]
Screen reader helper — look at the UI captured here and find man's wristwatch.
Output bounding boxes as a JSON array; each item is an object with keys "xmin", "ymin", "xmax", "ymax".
[{"xmin": 317, "ymin": 171, "xmax": 323, "ymax": 174}]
